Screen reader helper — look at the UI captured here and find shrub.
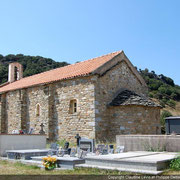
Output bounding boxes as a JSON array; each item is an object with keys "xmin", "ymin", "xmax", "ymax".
[
  {"xmin": 161, "ymin": 98, "xmax": 168, "ymax": 104},
  {"xmin": 160, "ymin": 110, "xmax": 172, "ymax": 127},
  {"xmin": 159, "ymin": 100, "xmax": 165, "ymax": 108},
  {"xmin": 170, "ymin": 157, "xmax": 180, "ymax": 170},
  {"xmin": 143, "ymin": 141, "xmax": 167, "ymax": 152},
  {"xmin": 149, "ymin": 92, "xmax": 153, "ymax": 98},
  {"xmin": 167, "ymin": 99, "xmax": 176, "ymax": 108}
]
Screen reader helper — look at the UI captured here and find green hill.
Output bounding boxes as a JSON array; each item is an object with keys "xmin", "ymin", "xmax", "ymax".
[
  {"xmin": 139, "ymin": 68, "xmax": 180, "ymax": 108},
  {"xmin": 0, "ymin": 54, "xmax": 69, "ymax": 84}
]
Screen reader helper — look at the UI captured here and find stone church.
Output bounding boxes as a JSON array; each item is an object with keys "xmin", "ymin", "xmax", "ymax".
[{"xmin": 0, "ymin": 51, "xmax": 161, "ymax": 142}]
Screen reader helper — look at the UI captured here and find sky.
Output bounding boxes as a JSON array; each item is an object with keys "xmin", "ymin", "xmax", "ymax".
[{"xmin": 0, "ymin": 0, "xmax": 180, "ymax": 84}]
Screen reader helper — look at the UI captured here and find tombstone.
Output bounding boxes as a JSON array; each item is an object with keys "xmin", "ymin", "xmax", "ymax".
[
  {"xmin": 79, "ymin": 138, "xmax": 94, "ymax": 153},
  {"xmin": 102, "ymin": 145, "xmax": 108, "ymax": 155},
  {"xmin": 15, "ymin": 153, "xmax": 21, "ymax": 159},
  {"xmin": 109, "ymin": 144, "xmax": 114, "ymax": 154},
  {"xmin": 70, "ymin": 148, "xmax": 77, "ymax": 157},
  {"xmin": 97, "ymin": 144, "xmax": 105, "ymax": 154},
  {"xmin": 28, "ymin": 128, "xmax": 34, "ymax": 134},
  {"xmin": 64, "ymin": 142, "xmax": 69, "ymax": 150},
  {"xmin": 96, "ymin": 144, "xmax": 109, "ymax": 155},
  {"xmin": 77, "ymin": 149, "xmax": 83, "ymax": 159},
  {"xmin": 116, "ymin": 146, "xmax": 125, "ymax": 153},
  {"xmin": 56, "ymin": 148, "xmax": 65, "ymax": 157},
  {"xmin": 12, "ymin": 130, "xmax": 19, "ymax": 134},
  {"xmin": 50, "ymin": 143, "xmax": 59, "ymax": 150},
  {"xmin": 22, "ymin": 130, "xmax": 27, "ymax": 134},
  {"xmin": 63, "ymin": 141, "xmax": 71, "ymax": 154},
  {"xmin": 95, "ymin": 148, "xmax": 100, "ymax": 155},
  {"xmin": 47, "ymin": 150, "xmax": 53, "ymax": 156},
  {"xmin": 81, "ymin": 150, "xmax": 88, "ymax": 159},
  {"xmin": 39, "ymin": 123, "xmax": 45, "ymax": 135},
  {"xmin": 75, "ymin": 134, "xmax": 81, "ymax": 147},
  {"xmin": 19, "ymin": 130, "xmax": 24, "ymax": 134}
]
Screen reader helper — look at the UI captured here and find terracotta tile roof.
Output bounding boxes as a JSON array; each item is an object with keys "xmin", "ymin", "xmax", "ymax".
[
  {"xmin": 109, "ymin": 90, "xmax": 161, "ymax": 107},
  {"xmin": 0, "ymin": 51, "xmax": 122, "ymax": 93}
]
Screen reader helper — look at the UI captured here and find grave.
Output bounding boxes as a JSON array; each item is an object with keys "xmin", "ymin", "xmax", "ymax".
[
  {"xmin": 116, "ymin": 146, "xmax": 125, "ymax": 153},
  {"xmin": 31, "ymin": 155, "xmax": 85, "ymax": 169},
  {"xmin": 79, "ymin": 138, "xmax": 94, "ymax": 153},
  {"xmin": 77, "ymin": 151, "xmax": 178, "ymax": 175},
  {"xmin": 109, "ymin": 144, "xmax": 114, "ymax": 154},
  {"xmin": 70, "ymin": 148, "xmax": 76, "ymax": 157},
  {"xmin": 96, "ymin": 144, "xmax": 109, "ymax": 155},
  {"xmin": 56, "ymin": 148, "xmax": 65, "ymax": 157},
  {"xmin": 0, "ymin": 134, "xmax": 46, "ymax": 156},
  {"xmin": 39, "ymin": 123, "xmax": 45, "ymax": 135},
  {"xmin": 6, "ymin": 149, "xmax": 57, "ymax": 160}
]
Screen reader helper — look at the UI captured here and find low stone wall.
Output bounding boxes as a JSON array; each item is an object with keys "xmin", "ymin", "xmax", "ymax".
[
  {"xmin": 0, "ymin": 134, "xmax": 46, "ymax": 156},
  {"xmin": 116, "ymin": 135, "xmax": 180, "ymax": 152}
]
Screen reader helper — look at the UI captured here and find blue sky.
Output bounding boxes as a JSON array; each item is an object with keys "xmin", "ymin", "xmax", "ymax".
[{"xmin": 0, "ymin": 0, "xmax": 180, "ymax": 84}]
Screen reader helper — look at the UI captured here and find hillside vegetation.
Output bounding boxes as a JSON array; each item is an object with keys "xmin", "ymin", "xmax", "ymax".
[
  {"xmin": 0, "ymin": 54, "xmax": 69, "ymax": 84},
  {"xmin": 139, "ymin": 68, "xmax": 180, "ymax": 109}
]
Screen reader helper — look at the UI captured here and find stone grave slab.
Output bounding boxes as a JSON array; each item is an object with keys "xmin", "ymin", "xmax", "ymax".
[
  {"xmin": 31, "ymin": 155, "xmax": 85, "ymax": 169},
  {"xmin": 6, "ymin": 149, "xmax": 56, "ymax": 160},
  {"xmin": 77, "ymin": 151, "xmax": 178, "ymax": 174}
]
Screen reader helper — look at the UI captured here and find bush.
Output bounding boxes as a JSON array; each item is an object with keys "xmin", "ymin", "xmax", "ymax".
[
  {"xmin": 159, "ymin": 100, "xmax": 165, "ymax": 108},
  {"xmin": 161, "ymin": 98, "xmax": 168, "ymax": 104},
  {"xmin": 154, "ymin": 92, "xmax": 163, "ymax": 99},
  {"xmin": 160, "ymin": 110, "xmax": 172, "ymax": 126},
  {"xmin": 170, "ymin": 157, "xmax": 180, "ymax": 170},
  {"xmin": 167, "ymin": 99, "xmax": 176, "ymax": 108},
  {"xmin": 149, "ymin": 92, "xmax": 153, "ymax": 98},
  {"xmin": 139, "ymin": 68, "xmax": 180, "ymax": 103}
]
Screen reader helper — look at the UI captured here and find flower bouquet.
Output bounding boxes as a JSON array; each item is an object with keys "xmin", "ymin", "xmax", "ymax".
[{"xmin": 42, "ymin": 156, "xmax": 57, "ymax": 170}]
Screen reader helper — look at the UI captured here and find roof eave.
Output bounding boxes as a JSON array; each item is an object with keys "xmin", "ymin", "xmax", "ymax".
[
  {"xmin": 108, "ymin": 104, "xmax": 162, "ymax": 108},
  {"xmin": 0, "ymin": 73, "xmax": 93, "ymax": 94}
]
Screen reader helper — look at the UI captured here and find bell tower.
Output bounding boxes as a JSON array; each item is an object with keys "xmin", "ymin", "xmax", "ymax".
[{"xmin": 8, "ymin": 62, "xmax": 23, "ymax": 83}]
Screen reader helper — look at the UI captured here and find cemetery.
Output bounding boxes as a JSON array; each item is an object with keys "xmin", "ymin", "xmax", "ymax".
[{"xmin": 0, "ymin": 126, "xmax": 179, "ymax": 175}]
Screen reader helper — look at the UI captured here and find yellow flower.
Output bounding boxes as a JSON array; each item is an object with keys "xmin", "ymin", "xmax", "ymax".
[{"xmin": 42, "ymin": 156, "xmax": 57, "ymax": 168}]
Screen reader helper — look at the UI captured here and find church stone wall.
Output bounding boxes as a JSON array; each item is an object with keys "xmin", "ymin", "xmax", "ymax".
[
  {"xmin": 107, "ymin": 106, "xmax": 161, "ymax": 142},
  {"xmin": 26, "ymin": 86, "xmax": 50, "ymax": 137},
  {"xmin": 94, "ymin": 58, "xmax": 150, "ymax": 141},
  {"xmin": 6, "ymin": 90, "xmax": 22, "ymax": 133},
  {"xmin": 52, "ymin": 77, "xmax": 95, "ymax": 142},
  {"xmin": 0, "ymin": 76, "xmax": 96, "ymax": 142},
  {"xmin": 0, "ymin": 94, "xmax": 7, "ymax": 133}
]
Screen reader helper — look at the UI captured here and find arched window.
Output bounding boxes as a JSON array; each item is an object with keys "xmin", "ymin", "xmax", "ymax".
[
  {"xmin": 36, "ymin": 104, "xmax": 40, "ymax": 117},
  {"xmin": 69, "ymin": 99, "xmax": 77, "ymax": 114}
]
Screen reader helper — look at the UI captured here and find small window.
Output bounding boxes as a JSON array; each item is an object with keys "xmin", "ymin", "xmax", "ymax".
[
  {"xmin": 14, "ymin": 66, "xmax": 18, "ymax": 81},
  {"xmin": 69, "ymin": 99, "xmax": 77, "ymax": 114},
  {"xmin": 36, "ymin": 104, "xmax": 40, "ymax": 117}
]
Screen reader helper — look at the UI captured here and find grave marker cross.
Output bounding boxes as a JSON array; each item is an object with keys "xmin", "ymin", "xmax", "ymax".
[{"xmin": 39, "ymin": 123, "xmax": 45, "ymax": 135}]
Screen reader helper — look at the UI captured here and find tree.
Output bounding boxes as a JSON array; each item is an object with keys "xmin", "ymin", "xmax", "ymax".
[{"xmin": 160, "ymin": 110, "xmax": 172, "ymax": 134}]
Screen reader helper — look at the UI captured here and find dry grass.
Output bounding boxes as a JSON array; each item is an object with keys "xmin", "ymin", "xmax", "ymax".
[
  {"xmin": 0, "ymin": 160, "xmax": 138, "ymax": 175},
  {"xmin": 152, "ymin": 98, "xmax": 180, "ymax": 116},
  {"xmin": 163, "ymin": 101, "xmax": 180, "ymax": 116},
  {"xmin": 162, "ymin": 170, "xmax": 180, "ymax": 175},
  {"xmin": 1, "ymin": 159, "xmax": 180, "ymax": 176}
]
